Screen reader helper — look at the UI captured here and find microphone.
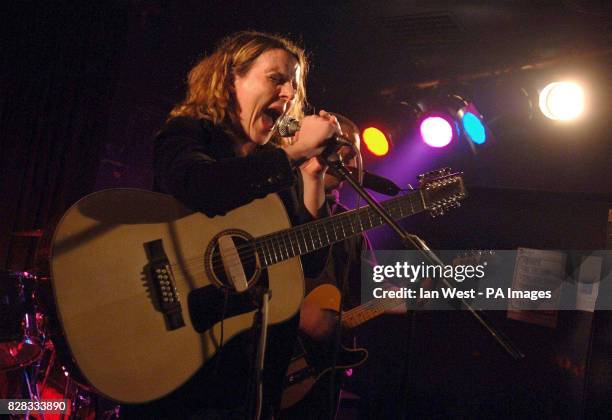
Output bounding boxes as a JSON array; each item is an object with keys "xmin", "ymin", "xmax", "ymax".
[
  {"xmin": 276, "ymin": 115, "xmax": 353, "ymax": 147},
  {"xmin": 278, "ymin": 115, "xmax": 401, "ymax": 196},
  {"xmin": 337, "ymin": 166, "xmax": 402, "ymax": 196},
  {"xmin": 276, "ymin": 115, "xmax": 301, "ymax": 137}
]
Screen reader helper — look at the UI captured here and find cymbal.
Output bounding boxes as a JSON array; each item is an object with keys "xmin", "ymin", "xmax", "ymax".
[{"xmin": 11, "ymin": 229, "xmax": 44, "ymax": 237}]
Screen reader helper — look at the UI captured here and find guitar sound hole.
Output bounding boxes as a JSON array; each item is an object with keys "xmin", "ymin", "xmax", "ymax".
[{"xmin": 208, "ymin": 233, "xmax": 258, "ymax": 291}]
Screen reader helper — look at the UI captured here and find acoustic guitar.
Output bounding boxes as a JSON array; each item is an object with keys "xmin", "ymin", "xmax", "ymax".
[{"xmin": 50, "ymin": 168, "xmax": 465, "ymax": 403}]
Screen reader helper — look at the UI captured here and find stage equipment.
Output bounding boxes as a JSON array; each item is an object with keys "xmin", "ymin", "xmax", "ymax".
[
  {"xmin": 418, "ymin": 113, "xmax": 456, "ymax": 148},
  {"xmin": 362, "ymin": 127, "xmax": 390, "ymax": 156},
  {"xmin": 538, "ymin": 81, "xmax": 585, "ymax": 121},
  {"xmin": 457, "ymin": 103, "xmax": 487, "ymax": 145},
  {"xmin": 0, "ymin": 270, "xmax": 44, "ymax": 371},
  {"xmin": 415, "ymin": 94, "xmax": 489, "ymax": 149}
]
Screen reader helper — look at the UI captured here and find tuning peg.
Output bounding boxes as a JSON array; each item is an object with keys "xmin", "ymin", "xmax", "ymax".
[{"xmin": 429, "ymin": 205, "xmax": 445, "ymax": 217}]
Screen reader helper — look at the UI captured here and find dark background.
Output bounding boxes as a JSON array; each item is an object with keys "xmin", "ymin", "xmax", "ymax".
[{"xmin": 2, "ymin": 1, "xmax": 612, "ymax": 418}]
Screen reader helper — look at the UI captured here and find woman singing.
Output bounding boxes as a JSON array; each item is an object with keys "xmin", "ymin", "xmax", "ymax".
[{"xmin": 122, "ymin": 31, "xmax": 340, "ymax": 419}]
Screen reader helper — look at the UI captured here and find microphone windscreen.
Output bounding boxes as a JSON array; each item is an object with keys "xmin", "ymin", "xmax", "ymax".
[{"xmin": 277, "ymin": 115, "xmax": 300, "ymax": 137}]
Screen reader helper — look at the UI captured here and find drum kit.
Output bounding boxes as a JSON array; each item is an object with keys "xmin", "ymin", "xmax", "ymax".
[{"xmin": 1, "ymin": 230, "xmax": 119, "ymax": 419}]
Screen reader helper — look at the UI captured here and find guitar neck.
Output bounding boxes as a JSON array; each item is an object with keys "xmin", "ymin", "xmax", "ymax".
[
  {"xmin": 254, "ymin": 189, "xmax": 425, "ymax": 268},
  {"xmin": 342, "ymin": 296, "xmax": 404, "ymax": 329}
]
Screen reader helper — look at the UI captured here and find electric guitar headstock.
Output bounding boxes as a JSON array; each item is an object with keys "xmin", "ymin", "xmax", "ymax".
[
  {"xmin": 452, "ymin": 250, "xmax": 497, "ymax": 267},
  {"xmin": 417, "ymin": 168, "xmax": 467, "ymax": 217}
]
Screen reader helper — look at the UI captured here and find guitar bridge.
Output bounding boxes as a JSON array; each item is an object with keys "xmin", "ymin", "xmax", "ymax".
[{"xmin": 144, "ymin": 239, "xmax": 185, "ymax": 330}]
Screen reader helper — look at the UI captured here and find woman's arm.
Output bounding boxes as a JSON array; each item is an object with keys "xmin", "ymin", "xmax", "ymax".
[{"xmin": 154, "ymin": 117, "xmax": 296, "ymax": 216}]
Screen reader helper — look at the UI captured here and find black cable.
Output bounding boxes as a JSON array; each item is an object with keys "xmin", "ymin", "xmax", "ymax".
[
  {"xmin": 328, "ymin": 242, "xmax": 352, "ymax": 420},
  {"xmin": 212, "ymin": 288, "xmax": 229, "ymax": 375}
]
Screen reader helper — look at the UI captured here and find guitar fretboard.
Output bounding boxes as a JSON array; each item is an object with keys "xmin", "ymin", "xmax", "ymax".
[
  {"xmin": 253, "ymin": 190, "xmax": 425, "ymax": 267},
  {"xmin": 342, "ymin": 295, "xmax": 404, "ymax": 329}
]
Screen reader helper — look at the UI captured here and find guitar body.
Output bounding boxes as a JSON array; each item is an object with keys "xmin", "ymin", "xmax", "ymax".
[
  {"xmin": 281, "ymin": 284, "xmax": 368, "ymax": 410},
  {"xmin": 50, "ymin": 188, "xmax": 304, "ymax": 403},
  {"xmin": 281, "ymin": 338, "xmax": 367, "ymax": 410},
  {"xmin": 49, "ymin": 169, "xmax": 466, "ymax": 405}
]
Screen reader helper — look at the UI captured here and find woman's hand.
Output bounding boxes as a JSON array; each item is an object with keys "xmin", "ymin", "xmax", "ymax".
[
  {"xmin": 283, "ymin": 110, "xmax": 341, "ymax": 163},
  {"xmin": 299, "ymin": 156, "xmax": 327, "ymax": 181},
  {"xmin": 285, "ymin": 110, "xmax": 340, "ymax": 218}
]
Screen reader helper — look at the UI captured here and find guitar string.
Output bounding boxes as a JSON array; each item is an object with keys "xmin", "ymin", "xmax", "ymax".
[
  {"xmin": 165, "ymin": 208, "xmax": 379, "ymax": 271},
  {"xmin": 166, "ymin": 196, "xmax": 421, "ymax": 274},
  {"xmin": 168, "ymin": 224, "xmax": 411, "ymax": 284},
  {"xmin": 135, "ymin": 185, "xmax": 457, "ymax": 306},
  {"xmin": 345, "ymin": 298, "xmax": 391, "ymax": 319},
  {"xmin": 345, "ymin": 299, "xmax": 385, "ymax": 317},
  {"xmin": 344, "ymin": 297, "xmax": 403, "ymax": 324},
  {"xmin": 225, "ymin": 189, "xmax": 421, "ymax": 264},
  {"xmin": 166, "ymin": 197, "xmax": 407, "ymax": 270},
  {"xmin": 229, "ymin": 193, "xmax": 416, "ymax": 264},
  {"xmin": 162, "ymin": 186, "xmax": 464, "ymax": 286},
  {"xmin": 165, "ymin": 264, "xmax": 400, "ymax": 324},
  {"xmin": 161, "ymin": 209, "xmax": 371, "ymax": 287},
  {"xmin": 165, "ymin": 261, "xmax": 403, "ymax": 325},
  {"xmin": 167, "ymin": 210, "xmax": 401, "ymax": 277}
]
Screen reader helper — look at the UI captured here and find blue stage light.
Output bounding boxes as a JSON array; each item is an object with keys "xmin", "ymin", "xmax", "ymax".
[{"xmin": 461, "ymin": 111, "xmax": 486, "ymax": 144}]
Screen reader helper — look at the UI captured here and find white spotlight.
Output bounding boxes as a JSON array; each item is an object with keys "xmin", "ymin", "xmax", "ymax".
[{"xmin": 538, "ymin": 81, "xmax": 585, "ymax": 121}]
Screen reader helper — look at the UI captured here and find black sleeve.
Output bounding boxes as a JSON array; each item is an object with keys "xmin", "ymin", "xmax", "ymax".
[{"xmin": 154, "ymin": 117, "xmax": 296, "ymax": 217}]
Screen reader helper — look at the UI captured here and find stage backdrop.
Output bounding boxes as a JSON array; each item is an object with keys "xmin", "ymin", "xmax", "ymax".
[{"xmin": 0, "ymin": 3, "xmax": 128, "ymax": 270}]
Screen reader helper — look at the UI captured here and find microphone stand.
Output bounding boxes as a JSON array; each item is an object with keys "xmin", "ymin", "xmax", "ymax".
[{"xmin": 325, "ymin": 155, "xmax": 524, "ymax": 414}]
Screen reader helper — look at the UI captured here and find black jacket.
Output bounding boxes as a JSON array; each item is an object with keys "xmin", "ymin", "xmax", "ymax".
[
  {"xmin": 123, "ymin": 116, "xmax": 326, "ymax": 419},
  {"xmin": 154, "ymin": 116, "xmax": 315, "ymax": 226}
]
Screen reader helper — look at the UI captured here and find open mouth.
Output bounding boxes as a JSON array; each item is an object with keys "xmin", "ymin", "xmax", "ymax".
[{"xmin": 262, "ymin": 108, "xmax": 282, "ymax": 130}]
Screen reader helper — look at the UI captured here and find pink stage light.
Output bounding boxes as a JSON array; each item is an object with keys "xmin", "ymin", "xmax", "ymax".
[{"xmin": 419, "ymin": 115, "xmax": 454, "ymax": 148}]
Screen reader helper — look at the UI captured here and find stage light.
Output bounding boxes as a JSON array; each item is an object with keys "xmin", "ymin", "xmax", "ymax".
[
  {"xmin": 538, "ymin": 81, "xmax": 585, "ymax": 121},
  {"xmin": 419, "ymin": 113, "xmax": 455, "ymax": 148},
  {"xmin": 362, "ymin": 127, "xmax": 390, "ymax": 156},
  {"xmin": 461, "ymin": 112, "xmax": 486, "ymax": 144},
  {"xmin": 456, "ymin": 102, "xmax": 488, "ymax": 145}
]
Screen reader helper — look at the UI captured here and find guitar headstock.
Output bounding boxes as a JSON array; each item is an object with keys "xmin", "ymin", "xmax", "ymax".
[
  {"xmin": 452, "ymin": 250, "xmax": 497, "ymax": 266},
  {"xmin": 417, "ymin": 168, "xmax": 467, "ymax": 217}
]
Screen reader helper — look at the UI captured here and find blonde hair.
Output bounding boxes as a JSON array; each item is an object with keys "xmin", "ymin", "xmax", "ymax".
[{"xmin": 168, "ymin": 31, "xmax": 308, "ymax": 133}]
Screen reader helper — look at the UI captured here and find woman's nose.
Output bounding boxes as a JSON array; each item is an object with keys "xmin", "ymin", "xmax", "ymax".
[{"xmin": 280, "ymin": 81, "xmax": 296, "ymax": 101}]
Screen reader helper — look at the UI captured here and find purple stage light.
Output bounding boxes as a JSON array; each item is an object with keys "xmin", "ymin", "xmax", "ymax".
[{"xmin": 419, "ymin": 115, "xmax": 455, "ymax": 148}]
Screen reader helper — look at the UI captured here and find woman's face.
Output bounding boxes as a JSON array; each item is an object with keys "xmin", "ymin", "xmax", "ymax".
[{"xmin": 233, "ymin": 48, "xmax": 300, "ymax": 145}]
